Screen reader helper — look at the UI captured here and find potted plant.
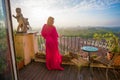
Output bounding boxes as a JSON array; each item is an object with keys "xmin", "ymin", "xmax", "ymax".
[{"xmin": 16, "ymin": 56, "xmax": 24, "ymax": 70}]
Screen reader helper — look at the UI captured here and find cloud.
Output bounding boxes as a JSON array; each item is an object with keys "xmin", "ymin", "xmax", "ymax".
[
  {"xmin": 71, "ymin": 0, "xmax": 120, "ymax": 10},
  {"xmin": 11, "ymin": 0, "xmax": 120, "ymax": 10},
  {"xmin": 11, "ymin": 0, "xmax": 120, "ymax": 14},
  {"xmin": 10, "ymin": 0, "xmax": 120, "ymax": 28}
]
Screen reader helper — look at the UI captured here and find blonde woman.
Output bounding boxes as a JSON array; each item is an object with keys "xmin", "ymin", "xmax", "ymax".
[{"xmin": 41, "ymin": 16, "xmax": 64, "ymax": 70}]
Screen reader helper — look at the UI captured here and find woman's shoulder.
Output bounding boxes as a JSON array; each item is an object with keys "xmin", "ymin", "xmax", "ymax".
[
  {"xmin": 44, "ymin": 24, "xmax": 55, "ymax": 28},
  {"xmin": 43, "ymin": 24, "xmax": 47, "ymax": 26},
  {"xmin": 43, "ymin": 24, "xmax": 48, "ymax": 28}
]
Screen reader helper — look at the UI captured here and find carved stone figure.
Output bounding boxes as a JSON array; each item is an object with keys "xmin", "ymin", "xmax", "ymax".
[{"xmin": 13, "ymin": 8, "xmax": 31, "ymax": 33}]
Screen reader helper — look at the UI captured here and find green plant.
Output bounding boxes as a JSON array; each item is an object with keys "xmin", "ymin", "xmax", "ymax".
[
  {"xmin": 0, "ymin": 55, "xmax": 6, "ymax": 73},
  {"xmin": 16, "ymin": 56, "xmax": 23, "ymax": 63},
  {"xmin": 0, "ymin": 27, "xmax": 7, "ymax": 51},
  {"xmin": 93, "ymin": 32, "xmax": 120, "ymax": 54},
  {"xmin": 16, "ymin": 56, "xmax": 24, "ymax": 70}
]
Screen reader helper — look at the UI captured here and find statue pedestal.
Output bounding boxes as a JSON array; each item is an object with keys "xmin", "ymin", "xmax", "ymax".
[{"xmin": 14, "ymin": 32, "xmax": 39, "ymax": 65}]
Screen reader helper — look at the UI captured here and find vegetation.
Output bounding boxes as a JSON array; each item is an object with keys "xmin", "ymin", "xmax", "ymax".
[
  {"xmin": 16, "ymin": 56, "xmax": 24, "ymax": 63},
  {"xmin": 16, "ymin": 56, "xmax": 24, "ymax": 70},
  {"xmin": 0, "ymin": 54, "xmax": 6, "ymax": 73},
  {"xmin": 93, "ymin": 32, "xmax": 120, "ymax": 54},
  {"xmin": 0, "ymin": 24, "xmax": 7, "ymax": 51},
  {"xmin": 0, "ymin": 23, "xmax": 7, "ymax": 73},
  {"xmin": 58, "ymin": 27, "xmax": 120, "ymax": 39},
  {"xmin": 0, "ymin": 59, "xmax": 6, "ymax": 73}
]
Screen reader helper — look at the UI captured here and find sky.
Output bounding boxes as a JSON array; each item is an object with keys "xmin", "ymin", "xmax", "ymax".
[
  {"xmin": 0, "ymin": 0, "xmax": 4, "ymax": 20},
  {"xmin": 10, "ymin": 0, "xmax": 120, "ymax": 29}
]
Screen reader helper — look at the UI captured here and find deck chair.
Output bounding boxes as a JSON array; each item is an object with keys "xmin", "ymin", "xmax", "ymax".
[{"xmin": 94, "ymin": 52, "xmax": 118, "ymax": 80}]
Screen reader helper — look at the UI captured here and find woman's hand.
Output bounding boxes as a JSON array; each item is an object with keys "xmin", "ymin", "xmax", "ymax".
[{"xmin": 59, "ymin": 34, "xmax": 63, "ymax": 38}]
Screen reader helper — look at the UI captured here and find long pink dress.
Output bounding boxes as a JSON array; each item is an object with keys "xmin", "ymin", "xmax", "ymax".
[{"xmin": 41, "ymin": 24, "xmax": 64, "ymax": 70}]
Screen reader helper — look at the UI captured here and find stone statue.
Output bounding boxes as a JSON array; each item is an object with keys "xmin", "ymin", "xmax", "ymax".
[{"xmin": 13, "ymin": 8, "xmax": 31, "ymax": 33}]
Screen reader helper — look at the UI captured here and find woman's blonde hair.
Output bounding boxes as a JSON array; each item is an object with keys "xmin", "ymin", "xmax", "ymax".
[{"xmin": 47, "ymin": 16, "xmax": 54, "ymax": 26}]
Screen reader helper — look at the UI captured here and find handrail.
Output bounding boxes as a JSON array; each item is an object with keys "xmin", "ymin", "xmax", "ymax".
[{"xmin": 36, "ymin": 35, "xmax": 113, "ymax": 55}]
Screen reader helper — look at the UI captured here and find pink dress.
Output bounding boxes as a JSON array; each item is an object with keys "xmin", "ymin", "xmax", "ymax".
[{"xmin": 41, "ymin": 24, "xmax": 64, "ymax": 70}]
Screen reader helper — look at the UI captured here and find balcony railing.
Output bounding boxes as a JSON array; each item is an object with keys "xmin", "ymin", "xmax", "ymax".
[{"xmin": 37, "ymin": 35, "xmax": 112, "ymax": 57}]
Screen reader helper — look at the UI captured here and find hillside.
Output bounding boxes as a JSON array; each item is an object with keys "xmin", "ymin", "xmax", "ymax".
[{"xmin": 58, "ymin": 26, "xmax": 120, "ymax": 38}]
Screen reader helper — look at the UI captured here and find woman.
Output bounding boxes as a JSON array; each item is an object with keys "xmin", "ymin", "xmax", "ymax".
[{"xmin": 41, "ymin": 16, "xmax": 64, "ymax": 70}]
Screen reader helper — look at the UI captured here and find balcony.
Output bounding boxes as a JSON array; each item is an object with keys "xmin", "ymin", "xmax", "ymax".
[
  {"xmin": 15, "ymin": 34, "xmax": 120, "ymax": 80},
  {"xmin": 35, "ymin": 35, "xmax": 109, "ymax": 65}
]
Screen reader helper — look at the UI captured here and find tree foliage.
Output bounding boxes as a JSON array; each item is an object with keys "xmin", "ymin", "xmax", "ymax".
[
  {"xmin": 0, "ymin": 24, "xmax": 7, "ymax": 51},
  {"xmin": 93, "ymin": 32, "xmax": 120, "ymax": 53}
]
